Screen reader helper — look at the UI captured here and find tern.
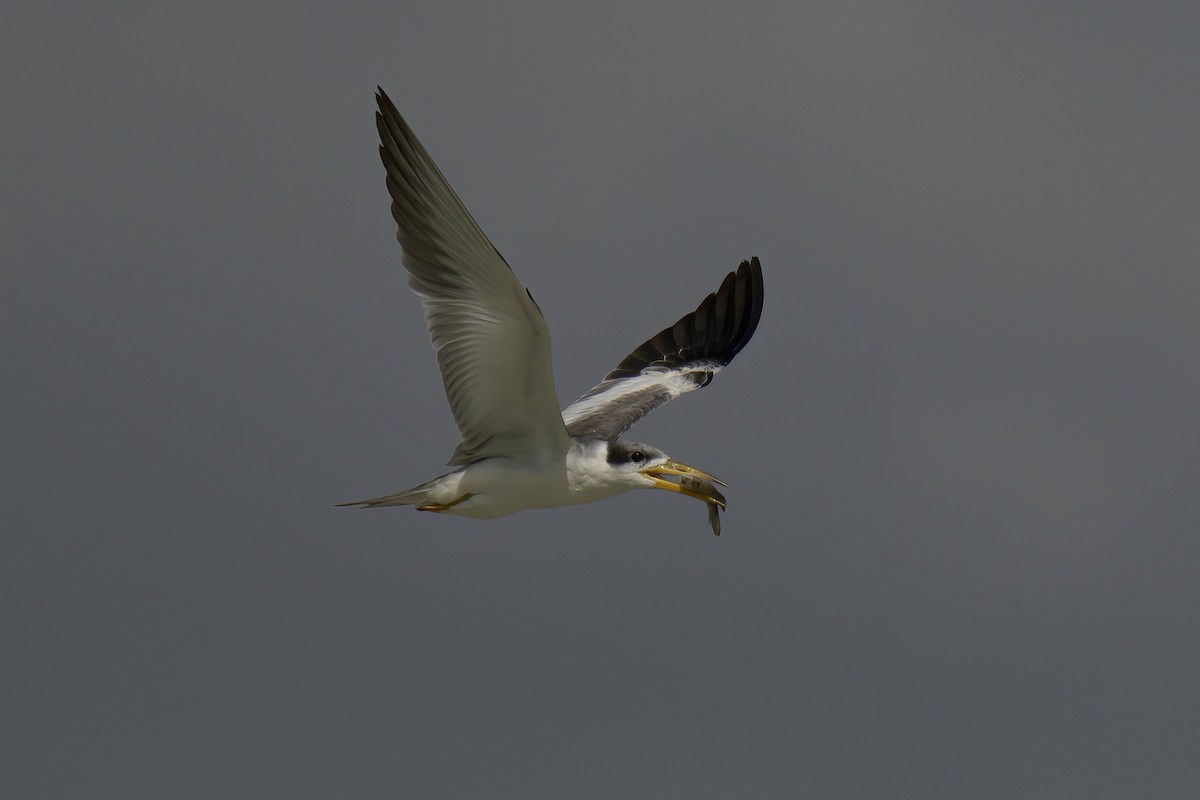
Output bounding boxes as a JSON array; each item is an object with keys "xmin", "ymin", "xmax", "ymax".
[{"xmin": 340, "ymin": 89, "xmax": 764, "ymax": 535}]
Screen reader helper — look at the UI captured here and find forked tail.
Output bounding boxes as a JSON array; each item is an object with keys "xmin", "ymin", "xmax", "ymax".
[{"xmin": 337, "ymin": 474, "xmax": 448, "ymax": 509}]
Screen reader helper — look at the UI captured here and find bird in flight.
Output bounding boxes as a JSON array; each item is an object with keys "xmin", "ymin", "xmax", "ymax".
[{"xmin": 340, "ymin": 88, "xmax": 763, "ymax": 535}]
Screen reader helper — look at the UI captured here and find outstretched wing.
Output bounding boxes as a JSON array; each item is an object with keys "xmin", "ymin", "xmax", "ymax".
[
  {"xmin": 375, "ymin": 89, "xmax": 571, "ymax": 465},
  {"xmin": 561, "ymin": 257, "xmax": 764, "ymax": 441}
]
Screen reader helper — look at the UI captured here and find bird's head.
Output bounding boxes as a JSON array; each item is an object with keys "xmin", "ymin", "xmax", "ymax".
[{"xmin": 603, "ymin": 441, "xmax": 727, "ymax": 509}]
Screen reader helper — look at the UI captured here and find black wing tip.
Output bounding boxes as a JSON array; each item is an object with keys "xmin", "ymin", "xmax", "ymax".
[
  {"xmin": 374, "ymin": 88, "xmax": 412, "ymax": 149},
  {"xmin": 729, "ymin": 255, "xmax": 765, "ymax": 360},
  {"xmin": 375, "ymin": 88, "xmax": 395, "ymax": 125},
  {"xmin": 605, "ymin": 256, "xmax": 764, "ymax": 380}
]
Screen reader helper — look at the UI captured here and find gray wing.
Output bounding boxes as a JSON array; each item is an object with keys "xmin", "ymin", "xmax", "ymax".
[
  {"xmin": 376, "ymin": 89, "xmax": 571, "ymax": 465},
  {"xmin": 561, "ymin": 258, "xmax": 764, "ymax": 441}
]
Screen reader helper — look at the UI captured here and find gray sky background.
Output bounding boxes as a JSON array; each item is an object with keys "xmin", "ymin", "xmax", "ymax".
[{"xmin": 4, "ymin": 2, "xmax": 1198, "ymax": 797}]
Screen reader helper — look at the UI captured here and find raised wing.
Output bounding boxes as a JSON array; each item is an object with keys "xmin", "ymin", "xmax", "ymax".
[
  {"xmin": 561, "ymin": 257, "xmax": 763, "ymax": 441},
  {"xmin": 375, "ymin": 89, "xmax": 571, "ymax": 465}
]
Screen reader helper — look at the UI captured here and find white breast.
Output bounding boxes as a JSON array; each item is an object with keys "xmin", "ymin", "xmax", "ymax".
[{"xmin": 438, "ymin": 443, "xmax": 634, "ymax": 519}]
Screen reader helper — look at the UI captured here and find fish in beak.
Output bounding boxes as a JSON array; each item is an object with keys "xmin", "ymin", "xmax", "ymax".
[{"xmin": 640, "ymin": 459, "xmax": 727, "ymax": 535}]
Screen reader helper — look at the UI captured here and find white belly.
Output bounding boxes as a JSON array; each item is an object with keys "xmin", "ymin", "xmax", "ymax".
[
  {"xmin": 440, "ymin": 453, "xmax": 630, "ymax": 519},
  {"xmin": 443, "ymin": 458, "xmax": 573, "ymax": 518}
]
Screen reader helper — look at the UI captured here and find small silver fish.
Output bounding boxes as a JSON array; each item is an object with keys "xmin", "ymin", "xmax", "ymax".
[
  {"xmin": 681, "ymin": 475, "xmax": 726, "ymax": 536},
  {"xmin": 706, "ymin": 501, "xmax": 721, "ymax": 536}
]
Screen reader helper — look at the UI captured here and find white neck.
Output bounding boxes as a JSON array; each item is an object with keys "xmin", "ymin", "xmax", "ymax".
[{"xmin": 565, "ymin": 440, "xmax": 636, "ymax": 503}]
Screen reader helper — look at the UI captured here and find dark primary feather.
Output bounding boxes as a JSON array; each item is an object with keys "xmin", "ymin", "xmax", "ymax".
[
  {"xmin": 607, "ymin": 257, "xmax": 764, "ymax": 381},
  {"xmin": 562, "ymin": 258, "xmax": 764, "ymax": 440}
]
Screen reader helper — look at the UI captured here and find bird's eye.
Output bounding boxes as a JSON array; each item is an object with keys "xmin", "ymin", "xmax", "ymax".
[{"xmin": 630, "ymin": 450, "xmax": 646, "ymax": 463}]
